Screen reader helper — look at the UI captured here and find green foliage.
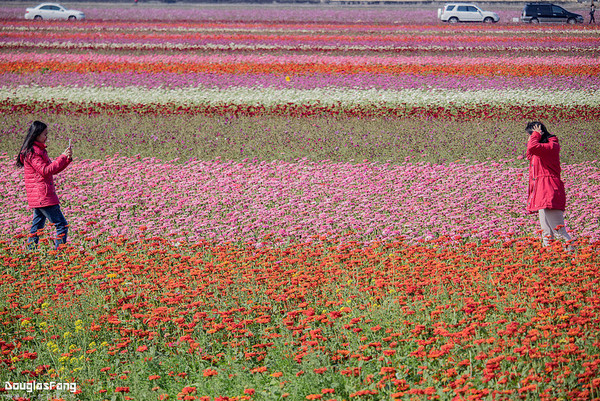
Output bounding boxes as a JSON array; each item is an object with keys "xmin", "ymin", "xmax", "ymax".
[{"xmin": 2, "ymin": 114, "xmax": 599, "ymax": 165}]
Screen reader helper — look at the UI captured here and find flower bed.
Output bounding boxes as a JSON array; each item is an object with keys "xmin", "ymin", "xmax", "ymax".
[{"xmin": 1, "ymin": 8, "xmax": 599, "ymax": 401}]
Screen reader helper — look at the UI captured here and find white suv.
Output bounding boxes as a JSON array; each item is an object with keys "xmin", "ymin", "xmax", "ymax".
[{"xmin": 438, "ymin": 3, "xmax": 500, "ymax": 23}]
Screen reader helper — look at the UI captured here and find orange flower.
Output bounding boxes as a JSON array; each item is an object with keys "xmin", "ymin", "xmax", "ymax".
[{"xmin": 181, "ymin": 386, "xmax": 197, "ymax": 394}]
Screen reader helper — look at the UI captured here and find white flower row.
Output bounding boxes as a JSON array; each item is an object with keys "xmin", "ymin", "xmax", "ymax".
[{"xmin": 2, "ymin": 85, "xmax": 599, "ymax": 107}]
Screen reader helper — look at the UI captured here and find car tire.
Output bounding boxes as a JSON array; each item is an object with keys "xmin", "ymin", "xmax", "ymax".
[
  {"xmin": 530, "ymin": 18, "xmax": 539, "ymax": 23},
  {"xmin": 68, "ymin": 16, "xmax": 77, "ymax": 20},
  {"xmin": 448, "ymin": 17, "xmax": 459, "ymax": 23},
  {"xmin": 567, "ymin": 18, "xmax": 576, "ymax": 24},
  {"xmin": 483, "ymin": 17, "xmax": 494, "ymax": 23},
  {"xmin": 33, "ymin": 15, "xmax": 42, "ymax": 20}
]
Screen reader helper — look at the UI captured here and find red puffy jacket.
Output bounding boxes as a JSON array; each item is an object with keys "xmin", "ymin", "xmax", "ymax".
[
  {"xmin": 526, "ymin": 131, "xmax": 566, "ymax": 213},
  {"xmin": 21, "ymin": 141, "xmax": 71, "ymax": 209}
]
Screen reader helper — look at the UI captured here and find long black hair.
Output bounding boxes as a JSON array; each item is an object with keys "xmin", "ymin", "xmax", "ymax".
[
  {"xmin": 525, "ymin": 121, "xmax": 555, "ymax": 144},
  {"xmin": 15, "ymin": 121, "xmax": 47, "ymax": 168}
]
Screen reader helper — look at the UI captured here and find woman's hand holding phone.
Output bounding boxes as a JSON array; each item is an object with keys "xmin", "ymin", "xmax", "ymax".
[{"xmin": 64, "ymin": 139, "xmax": 73, "ymax": 160}]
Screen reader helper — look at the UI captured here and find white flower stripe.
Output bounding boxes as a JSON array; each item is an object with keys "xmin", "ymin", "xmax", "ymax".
[{"xmin": 2, "ymin": 86, "xmax": 599, "ymax": 107}]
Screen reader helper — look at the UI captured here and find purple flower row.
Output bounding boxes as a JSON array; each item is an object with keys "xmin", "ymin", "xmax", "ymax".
[
  {"xmin": 5, "ymin": 35, "xmax": 598, "ymax": 51},
  {"xmin": 0, "ymin": 5, "xmax": 524, "ymax": 24}
]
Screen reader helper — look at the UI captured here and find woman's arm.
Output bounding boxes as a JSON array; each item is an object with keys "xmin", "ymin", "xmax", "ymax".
[
  {"xmin": 526, "ymin": 131, "xmax": 555, "ymax": 158},
  {"xmin": 28, "ymin": 151, "xmax": 71, "ymax": 178}
]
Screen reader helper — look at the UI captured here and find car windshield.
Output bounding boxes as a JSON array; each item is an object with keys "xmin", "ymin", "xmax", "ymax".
[{"xmin": 445, "ymin": 5, "xmax": 455, "ymax": 11}]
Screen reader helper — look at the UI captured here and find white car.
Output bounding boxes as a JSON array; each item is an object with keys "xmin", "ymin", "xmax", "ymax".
[
  {"xmin": 25, "ymin": 3, "xmax": 85, "ymax": 20},
  {"xmin": 438, "ymin": 3, "xmax": 499, "ymax": 23}
]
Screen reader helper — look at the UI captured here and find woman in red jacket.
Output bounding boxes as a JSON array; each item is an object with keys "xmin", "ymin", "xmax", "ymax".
[
  {"xmin": 16, "ymin": 121, "xmax": 73, "ymax": 249},
  {"xmin": 526, "ymin": 121, "xmax": 573, "ymax": 249}
]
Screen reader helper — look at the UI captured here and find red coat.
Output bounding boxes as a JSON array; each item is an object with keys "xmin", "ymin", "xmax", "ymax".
[
  {"xmin": 22, "ymin": 141, "xmax": 71, "ymax": 209},
  {"xmin": 526, "ymin": 132, "xmax": 566, "ymax": 212}
]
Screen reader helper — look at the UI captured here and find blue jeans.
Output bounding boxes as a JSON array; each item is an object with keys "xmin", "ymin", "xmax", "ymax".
[{"xmin": 28, "ymin": 205, "xmax": 68, "ymax": 249}]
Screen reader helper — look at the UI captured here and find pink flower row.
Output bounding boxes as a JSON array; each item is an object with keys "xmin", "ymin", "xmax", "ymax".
[{"xmin": 3, "ymin": 156, "xmax": 598, "ymax": 245}]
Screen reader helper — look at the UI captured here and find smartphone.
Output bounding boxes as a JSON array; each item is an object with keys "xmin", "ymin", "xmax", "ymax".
[{"xmin": 68, "ymin": 138, "xmax": 72, "ymax": 148}]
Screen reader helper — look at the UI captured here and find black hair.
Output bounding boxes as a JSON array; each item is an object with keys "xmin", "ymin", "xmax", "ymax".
[
  {"xmin": 525, "ymin": 121, "xmax": 555, "ymax": 144},
  {"xmin": 15, "ymin": 121, "xmax": 47, "ymax": 168}
]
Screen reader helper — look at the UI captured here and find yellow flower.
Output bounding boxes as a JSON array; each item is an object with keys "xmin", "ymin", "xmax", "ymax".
[
  {"xmin": 21, "ymin": 320, "xmax": 31, "ymax": 327},
  {"xmin": 89, "ymin": 341, "xmax": 97, "ymax": 348},
  {"xmin": 39, "ymin": 322, "xmax": 47, "ymax": 328},
  {"xmin": 285, "ymin": 76, "xmax": 291, "ymax": 82},
  {"xmin": 41, "ymin": 302, "xmax": 49, "ymax": 309},
  {"xmin": 63, "ymin": 331, "xmax": 72, "ymax": 339}
]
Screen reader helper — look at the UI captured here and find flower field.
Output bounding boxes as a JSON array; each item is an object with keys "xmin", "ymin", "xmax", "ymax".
[{"xmin": 1, "ymin": 4, "xmax": 600, "ymax": 401}]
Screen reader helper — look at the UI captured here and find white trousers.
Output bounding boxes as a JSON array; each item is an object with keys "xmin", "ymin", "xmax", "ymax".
[{"xmin": 538, "ymin": 209, "xmax": 572, "ymax": 246}]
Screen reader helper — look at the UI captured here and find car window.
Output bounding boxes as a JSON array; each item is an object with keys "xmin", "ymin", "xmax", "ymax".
[
  {"xmin": 457, "ymin": 6, "xmax": 468, "ymax": 11},
  {"xmin": 40, "ymin": 5, "xmax": 53, "ymax": 10},
  {"xmin": 552, "ymin": 5, "xmax": 565, "ymax": 14},
  {"xmin": 445, "ymin": 5, "xmax": 455, "ymax": 11},
  {"xmin": 539, "ymin": 5, "xmax": 552, "ymax": 15},
  {"xmin": 467, "ymin": 6, "xmax": 479, "ymax": 12}
]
